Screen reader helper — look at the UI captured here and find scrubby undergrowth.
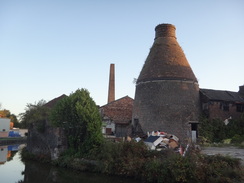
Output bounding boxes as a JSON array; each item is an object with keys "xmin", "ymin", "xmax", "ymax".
[
  {"xmin": 199, "ymin": 116, "xmax": 244, "ymax": 144},
  {"xmin": 22, "ymin": 140, "xmax": 244, "ymax": 183}
]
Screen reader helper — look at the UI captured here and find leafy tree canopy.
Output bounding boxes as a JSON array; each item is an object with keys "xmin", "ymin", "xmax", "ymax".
[
  {"xmin": 0, "ymin": 109, "xmax": 11, "ymax": 118},
  {"xmin": 19, "ymin": 100, "xmax": 49, "ymax": 129},
  {"xmin": 0, "ymin": 109, "xmax": 20, "ymax": 128},
  {"xmin": 50, "ymin": 88, "xmax": 103, "ymax": 155}
]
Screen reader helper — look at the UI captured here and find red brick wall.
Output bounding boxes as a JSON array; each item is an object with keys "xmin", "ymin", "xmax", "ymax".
[{"xmin": 206, "ymin": 101, "xmax": 243, "ymax": 120}]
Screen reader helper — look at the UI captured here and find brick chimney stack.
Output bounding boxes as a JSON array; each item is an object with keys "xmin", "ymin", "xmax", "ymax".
[
  {"xmin": 107, "ymin": 64, "xmax": 115, "ymax": 103},
  {"xmin": 155, "ymin": 24, "xmax": 176, "ymax": 39},
  {"xmin": 239, "ymin": 85, "xmax": 244, "ymax": 97}
]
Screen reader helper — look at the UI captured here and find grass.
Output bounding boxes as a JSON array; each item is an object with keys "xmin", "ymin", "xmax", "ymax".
[
  {"xmin": 21, "ymin": 139, "xmax": 244, "ymax": 183},
  {"xmin": 200, "ymin": 142, "xmax": 244, "ymax": 149}
]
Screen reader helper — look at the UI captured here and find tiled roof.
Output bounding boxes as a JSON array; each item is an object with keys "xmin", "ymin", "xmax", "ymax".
[
  {"xmin": 200, "ymin": 89, "xmax": 244, "ymax": 102},
  {"xmin": 44, "ymin": 94, "xmax": 67, "ymax": 108},
  {"xmin": 100, "ymin": 96, "xmax": 134, "ymax": 124}
]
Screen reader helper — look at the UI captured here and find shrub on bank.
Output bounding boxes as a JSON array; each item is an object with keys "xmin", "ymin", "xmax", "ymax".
[
  {"xmin": 50, "ymin": 89, "xmax": 104, "ymax": 156},
  {"xmin": 142, "ymin": 153, "xmax": 197, "ymax": 183},
  {"xmin": 199, "ymin": 116, "xmax": 244, "ymax": 144},
  {"xmin": 231, "ymin": 134, "xmax": 244, "ymax": 144},
  {"xmin": 57, "ymin": 141, "xmax": 244, "ymax": 182},
  {"xmin": 21, "ymin": 147, "xmax": 51, "ymax": 163},
  {"xmin": 22, "ymin": 141, "xmax": 244, "ymax": 183}
]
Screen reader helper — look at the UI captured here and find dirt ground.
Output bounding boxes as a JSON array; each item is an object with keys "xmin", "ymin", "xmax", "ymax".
[{"xmin": 201, "ymin": 146, "xmax": 244, "ymax": 165}]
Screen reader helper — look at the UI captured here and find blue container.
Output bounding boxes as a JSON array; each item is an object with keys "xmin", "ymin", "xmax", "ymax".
[{"xmin": 8, "ymin": 131, "xmax": 21, "ymax": 137}]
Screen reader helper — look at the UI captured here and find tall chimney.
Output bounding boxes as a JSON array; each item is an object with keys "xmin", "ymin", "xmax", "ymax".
[{"xmin": 107, "ymin": 64, "xmax": 115, "ymax": 103}]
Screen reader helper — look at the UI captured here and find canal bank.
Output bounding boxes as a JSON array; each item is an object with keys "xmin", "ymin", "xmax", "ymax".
[
  {"xmin": 0, "ymin": 144, "xmax": 140, "ymax": 183},
  {"xmin": 21, "ymin": 141, "xmax": 244, "ymax": 183},
  {"xmin": 0, "ymin": 137, "xmax": 27, "ymax": 145}
]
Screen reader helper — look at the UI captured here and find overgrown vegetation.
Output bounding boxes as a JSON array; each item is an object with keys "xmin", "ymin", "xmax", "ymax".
[
  {"xmin": 50, "ymin": 88, "xmax": 104, "ymax": 156},
  {"xmin": 20, "ymin": 88, "xmax": 244, "ymax": 182},
  {"xmin": 21, "ymin": 147, "xmax": 51, "ymax": 164},
  {"xmin": 19, "ymin": 100, "xmax": 49, "ymax": 130},
  {"xmin": 199, "ymin": 116, "xmax": 244, "ymax": 144},
  {"xmin": 49, "ymin": 140, "xmax": 244, "ymax": 183}
]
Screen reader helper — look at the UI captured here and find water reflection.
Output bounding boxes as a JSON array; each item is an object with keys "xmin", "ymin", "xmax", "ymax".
[
  {"xmin": 0, "ymin": 144, "xmax": 25, "ymax": 183},
  {"xmin": 0, "ymin": 144, "xmax": 139, "ymax": 183},
  {"xmin": 20, "ymin": 160, "xmax": 139, "ymax": 183},
  {"xmin": 0, "ymin": 144, "xmax": 19, "ymax": 164}
]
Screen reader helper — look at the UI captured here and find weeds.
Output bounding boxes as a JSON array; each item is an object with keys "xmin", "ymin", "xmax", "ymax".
[{"xmin": 22, "ymin": 141, "xmax": 244, "ymax": 183}]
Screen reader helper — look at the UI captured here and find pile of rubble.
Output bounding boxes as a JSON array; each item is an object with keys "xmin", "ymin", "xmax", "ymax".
[{"xmin": 135, "ymin": 131, "xmax": 185, "ymax": 154}]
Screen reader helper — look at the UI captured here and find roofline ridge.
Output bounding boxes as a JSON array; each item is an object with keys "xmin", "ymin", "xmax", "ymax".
[{"xmin": 100, "ymin": 95, "xmax": 134, "ymax": 107}]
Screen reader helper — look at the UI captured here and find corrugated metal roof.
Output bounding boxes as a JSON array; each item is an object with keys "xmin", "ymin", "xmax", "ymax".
[{"xmin": 200, "ymin": 89, "xmax": 244, "ymax": 102}]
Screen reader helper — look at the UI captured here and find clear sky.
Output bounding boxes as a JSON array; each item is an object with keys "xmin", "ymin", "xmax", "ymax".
[{"xmin": 1, "ymin": 0, "xmax": 244, "ymax": 116}]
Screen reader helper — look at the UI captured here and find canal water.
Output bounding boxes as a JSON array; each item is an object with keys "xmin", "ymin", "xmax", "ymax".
[{"xmin": 0, "ymin": 144, "xmax": 140, "ymax": 183}]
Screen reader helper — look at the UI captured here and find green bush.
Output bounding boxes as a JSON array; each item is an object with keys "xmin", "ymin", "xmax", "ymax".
[
  {"xmin": 143, "ymin": 158, "xmax": 170, "ymax": 183},
  {"xmin": 78, "ymin": 140, "xmax": 244, "ymax": 183},
  {"xmin": 195, "ymin": 154, "xmax": 243, "ymax": 183},
  {"xmin": 21, "ymin": 147, "xmax": 51, "ymax": 163},
  {"xmin": 199, "ymin": 116, "xmax": 244, "ymax": 144},
  {"xmin": 24, "ymin": 139, "xmax": 244, "ymax": 183},
  {"xmin": 143, "ymin": 154, "xmax": 198, "ymax": 183},
  {"xmin": 36, "ymin": 120, "xmax": 46, "ymax": 133},
  {"xmin": 50, "ymin": 88, "xmax": 104, "ymax": 156},
  {"xmin": 167, "ymin": 155, "xmax": 196, "ymax": 183},
  {"xmin": 92, "ymin": 140, "xmax": 150, "ymax": 177},
  {"xmin": 231, "ymin": 134, "xmax": 244, "ymax": 144}
]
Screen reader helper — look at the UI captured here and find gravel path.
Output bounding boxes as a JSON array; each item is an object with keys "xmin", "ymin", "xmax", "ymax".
[{"xmin": 201, "ymin": 146, "xmax": 244, "ymax": 165}]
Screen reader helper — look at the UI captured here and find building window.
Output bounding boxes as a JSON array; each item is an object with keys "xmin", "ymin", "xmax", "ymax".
[
  {"xmin": 202, "ymin": 103, "xmax": 208, "ymax": 110},
  {"xmin": 223, "ymin": 104, "xmax": 229, "ymax": 111},
  {"xmin": 236, "ymin": 104, "xmax": 244, "ymax": 112},
  {"xmin": 220, "ymin": 102, "xmax": 229, "ymax": 111}
]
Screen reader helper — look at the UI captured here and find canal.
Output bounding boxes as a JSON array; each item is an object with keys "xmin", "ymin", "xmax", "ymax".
[{"xmin": 0, "ymin": 144, "xmax": 140, "ymax": 183}]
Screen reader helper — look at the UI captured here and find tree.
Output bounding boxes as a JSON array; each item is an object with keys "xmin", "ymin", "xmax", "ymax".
[
  {"xmin": 19, "ymin": 100, "xmax": 49, "ymax": 129},
  {"xmin": 0, "ymin": 109, "xmax": 21, "ymax": 128},
  {"xmin": 199, "ymin": 116, "xmax": 244, "ymax": 143},
  {"xmin": 0, "ymin": 109, "xmax": 11, "ymax": 118},
  {"xmin": 10, "ymin": 114, "xmax": 20, "ymax": 128},
  {"xmin": 50, "ymin": 88, "xmax": 103, "ymax": 155}
]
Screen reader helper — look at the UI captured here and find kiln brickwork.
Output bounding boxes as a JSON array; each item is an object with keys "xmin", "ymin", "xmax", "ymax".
[{"xmin": 132, "ymin": 24, "xmax": 200, "ymax": 142}]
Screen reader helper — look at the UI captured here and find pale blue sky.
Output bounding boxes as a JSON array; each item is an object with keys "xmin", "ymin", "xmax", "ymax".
[{"xmin": 1, "ymin": 0, "xmax": 244, "ymax": 116}]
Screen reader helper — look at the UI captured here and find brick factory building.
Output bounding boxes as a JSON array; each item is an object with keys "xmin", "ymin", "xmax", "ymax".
[
  {"xmin": 100, "ymin": 96, "xmax": 134, "ymax": 137},
  {"xmin": 100, "ymin": 64, "xmax": 134, "ymax": 137},
  {"xmin": 200, "ymin": 86, "xmax": 244, "ymax": 120}
]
